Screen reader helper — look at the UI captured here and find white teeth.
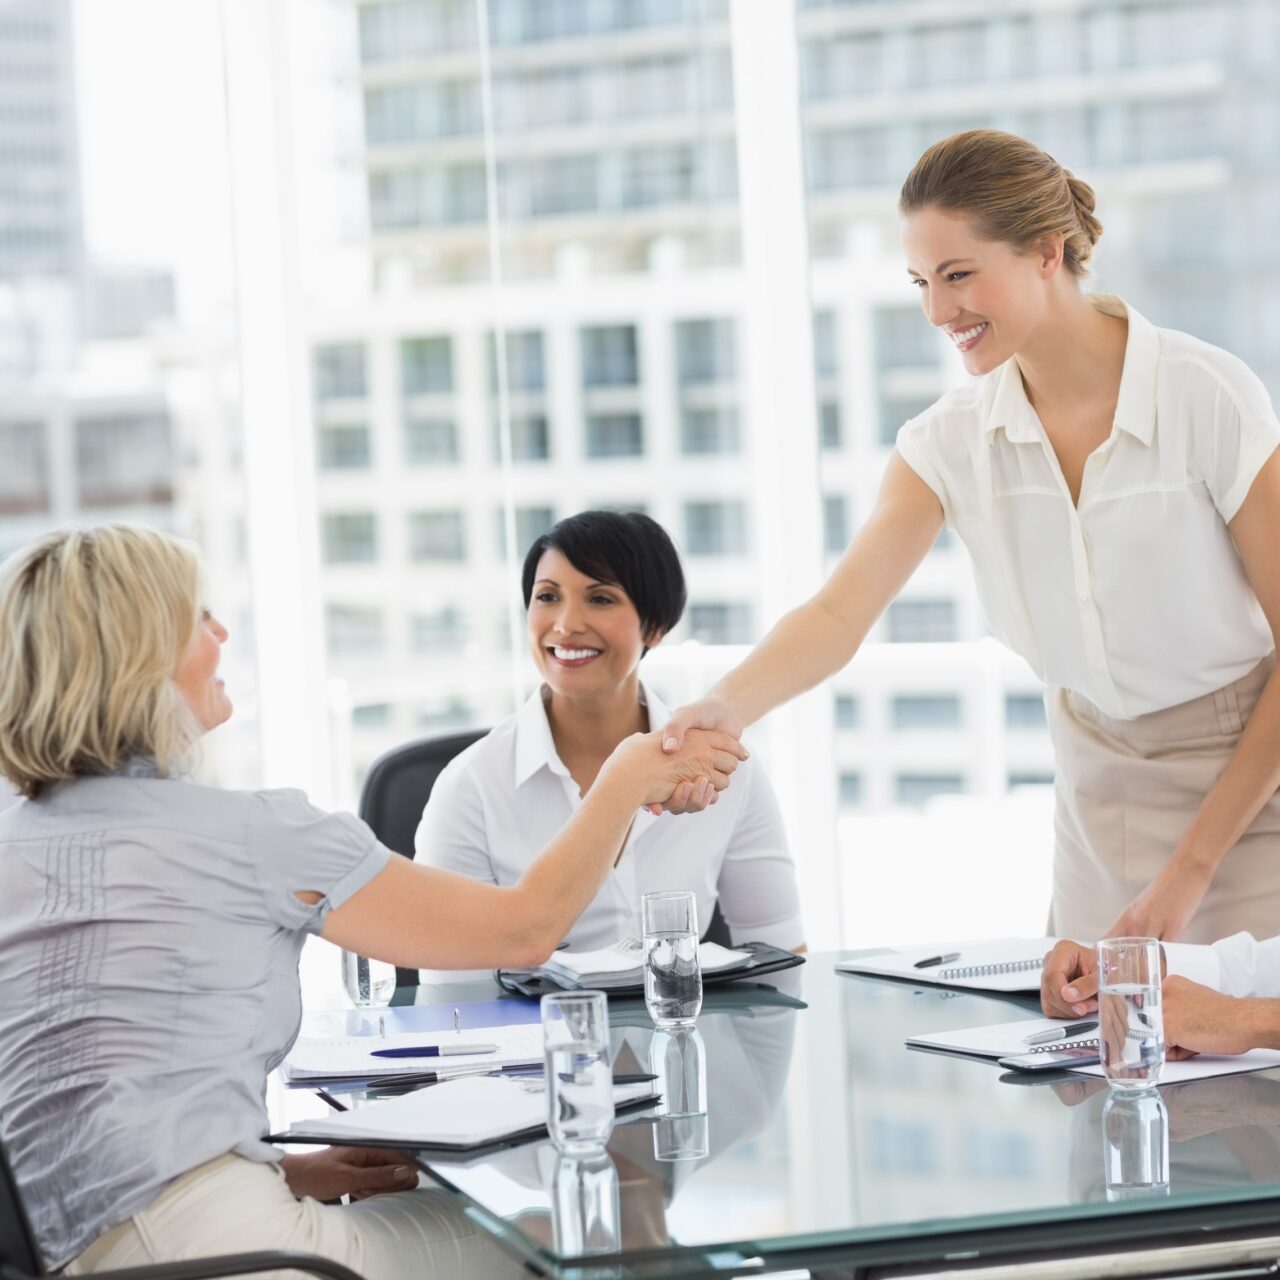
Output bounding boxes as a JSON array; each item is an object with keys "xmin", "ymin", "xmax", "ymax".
[
  {"xmin": 552, "ymin": 647, "xmax": 601, "ymax": 661},
  {"xmin": 950, "ymin": 322, "xmax": 987, "ymax": 345}
]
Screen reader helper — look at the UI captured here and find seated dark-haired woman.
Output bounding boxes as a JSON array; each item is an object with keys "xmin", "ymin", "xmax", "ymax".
[{"xmin": 416, "ymin": 511, "xmax": 805, "ymax": 955}]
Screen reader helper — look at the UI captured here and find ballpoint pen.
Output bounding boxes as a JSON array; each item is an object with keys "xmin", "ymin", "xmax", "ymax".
[
  {"xmin": 913, "ymin": 951, "xmax": 961, "ymax": 969},
  {"xmin": 370, "ymin": 1042, "xmax": 500, "ymax": 1059},
  {"xmin": 1023, "ymin": 1020, "xmax": 1097, "ymax": 1046}
]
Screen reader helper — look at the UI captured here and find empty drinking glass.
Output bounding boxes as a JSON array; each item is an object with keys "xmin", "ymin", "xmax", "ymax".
[
  {"xmin": 1102, "ymin": 1090, "xmax": 1170, "ymax": 1200},
  {"xmin": 1097, "ymin": 937, "xmax": 1164, "ymax": 1091},
  {"xmin": 340, "ymin": 949, "xmax": 395, "ymax": 1008},
  {"xmin": 552, "ymin": 1151, "xmax": 621, "ymax": 1257},
  {"xmin": 650, "ymin": 1027, "xmax": 709, "ymax": 1161},
  {"xmin": 641, "ymin": 890, "xmax": 702, "ymax": 1029},
  {"xmin": 542, "ymin": 991, "xmax": 615, "ymax": 1154}
]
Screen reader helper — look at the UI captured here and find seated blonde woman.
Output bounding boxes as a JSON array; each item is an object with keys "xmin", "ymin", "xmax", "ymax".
[{"xmin": 0, "ymin": 525, "xmax": 744, "ymax": 1280}]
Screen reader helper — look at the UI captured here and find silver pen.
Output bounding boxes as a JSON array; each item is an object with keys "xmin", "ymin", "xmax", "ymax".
[{"xmin": 1024, "ymin": 1020, "xmax": 1097, "ymax": 1046}]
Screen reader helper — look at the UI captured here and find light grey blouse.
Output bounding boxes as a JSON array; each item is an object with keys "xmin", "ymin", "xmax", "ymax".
[{"xmin": 0, "ymin": 762, "xmax": 390, "ymax": 1269}]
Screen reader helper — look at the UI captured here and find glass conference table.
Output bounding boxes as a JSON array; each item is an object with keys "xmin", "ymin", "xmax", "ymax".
[{"xmin": 285, "ymin": 956, "xmax": 1280, "ymax": 1279}]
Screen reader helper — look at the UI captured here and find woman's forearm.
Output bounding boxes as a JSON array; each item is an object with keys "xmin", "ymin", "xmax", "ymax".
[{"xmin": 1176, "ymin": 665, "xmax": 1280, "ymax": 875}]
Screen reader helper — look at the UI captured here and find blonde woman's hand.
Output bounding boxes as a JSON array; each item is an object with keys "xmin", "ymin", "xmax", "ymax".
[
  {"xmin": 605, "ymin": 728, "xmax": 748, "ymax": 810},
  {"xmin": 646, "ymin": 697, "xmax": 745, "ymax": 814},
  {"xmin": 1104, "ymin": 856, "xmax": 1213, "ymax": 943}
]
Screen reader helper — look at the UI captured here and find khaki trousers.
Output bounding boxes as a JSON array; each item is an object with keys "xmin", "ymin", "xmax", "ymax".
[
  {"xmin": 1047, "ymin": 653, "xmax": 1280, "ymax": 945},
  {"xmin": 64, "ymin": 1153, "xmax": 526, "ymax": 1280}
]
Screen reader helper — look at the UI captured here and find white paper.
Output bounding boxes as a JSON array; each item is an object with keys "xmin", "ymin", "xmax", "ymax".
[
  {"xmin": 282, "ymin": 1022, "xmax": 545, "ymax": 1080},
  {"xmin": 542, "ymin": 938, "xmax": 751, "ymax": 985},
  {"xmin": 907, "ymin": 1016, "xmax": 1098, "ymax": 1060},
  {"xmin": 836, "ymin": 937, "xmax": 1059, "ymax": 993},
  {"xmin": 286, "ymin": 1075, "xmax": 658, "ymax": 1147},
  {"xmin": 1072, "ymin": 1049, "xmax": 1280, "ymax": 1085}
]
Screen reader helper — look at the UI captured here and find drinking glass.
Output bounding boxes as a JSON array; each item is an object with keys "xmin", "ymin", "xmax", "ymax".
[
  {"xmin": 541, "ymin": 991, "xmax": 615, "ymax": 1154},
  {"xmin": 1097, "ymin": 937, "xmax": 1164, "ymax": 1090},
  {"xmin": 641, "ymin": 890, "xmax": 702, "ymax": 1029},
  {"xmin": 552, "ymin": 1151, "xmax": 621, "ymax": 1257},
  {"xmin": 1102, "ymin": 1090, "xmax": 1170, "ymax": 1200},
  {"xmin": 650, "ymin": 1027, "xmax": 709, "ymax": 1161},
  {"xmin": 340, "ymin": 950, "xmax": 395, "ymax": 1008}
]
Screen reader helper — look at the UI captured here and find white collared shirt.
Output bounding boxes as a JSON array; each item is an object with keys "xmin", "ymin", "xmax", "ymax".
[
  {"xmin": 897, "ymin": 296, "xmax": 1280, "ymax": 719},
  {"xmin": 414, "ymin": 682, "xmax": 803, "ymax": 952},
  {"xmin": 1166, "ymin": 934, "xmax": 1280, "ymax": 1000}
]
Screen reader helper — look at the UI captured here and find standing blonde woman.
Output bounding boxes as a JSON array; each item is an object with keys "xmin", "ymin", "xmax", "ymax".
[
  {"xmin": 660, "ymin": 129, "xmax": 1280, "ymax": 948},
  {"xmin": 0, "ymin": 524, "xmax": 745, "ymax": 1278}
]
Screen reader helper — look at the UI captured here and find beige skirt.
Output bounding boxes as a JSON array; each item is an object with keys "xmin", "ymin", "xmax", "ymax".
[{"xmin": 1047, "ymin": 653, "xmax": 1280, "ymax": 945}]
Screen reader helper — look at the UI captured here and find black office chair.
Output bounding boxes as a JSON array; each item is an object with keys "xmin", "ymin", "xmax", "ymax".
[
  {"xmin": 358, "ymin": 729, "xmax": 489, "ymax": 990},
  {"xmin": 357, "ymin": 727, "xmax": 732, "ymax": 987},
  {"xmin": 0, "ymin": 1134, "xmax": 365, "ymax": 1280}
]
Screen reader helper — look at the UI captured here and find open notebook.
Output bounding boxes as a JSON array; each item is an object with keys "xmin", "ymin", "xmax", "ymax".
[
  {"xmin": 907, "ymin": 1016, "xmax": 1098, "ymax": 1061},
  {"xmin": 836, "ymin": 937, "xmax": 1059, "ymax": 993},
  {"xmin": 535, "ymin": 938, "xmax": 753, "ymax": 991},
  {"xmin": 275, "ymin": 1075, "xmax": 659, "ymax": 1151}
]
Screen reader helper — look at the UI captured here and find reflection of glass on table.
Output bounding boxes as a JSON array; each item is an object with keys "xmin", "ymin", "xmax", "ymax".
[
  {"xmin": 650, "ymin": 1027, "xmax": 708, "ymax": 1162},
  {"xmin": 1103, "ymin": 1090, "xmax": 1169, "ymax": 1201},
  {"xmin": 552, "ymin": 1151, "xmax": 620, "ymax": 1257}
]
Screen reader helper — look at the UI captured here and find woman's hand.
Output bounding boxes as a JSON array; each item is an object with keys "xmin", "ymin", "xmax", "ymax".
[
  {"xmin": 606, "ymin": 728, "xmax": 748, "ymax": 811},
  {"xmin": 1104, "ymin": 856, "xmax": 1213, "ymax": 943},
  {"xmin": 281, "ymin": 1147, "xmax": 420, "ymax": 1202},
  {"xmin": 646, "ymin": 698, "xmax": 745, "ymax": 814}
]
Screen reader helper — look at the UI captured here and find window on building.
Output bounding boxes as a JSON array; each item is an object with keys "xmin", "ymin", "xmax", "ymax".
[
  {"xmin": 895, "ymin": 773, "xmax": 966, "ymax": 807},
  {"xmin": 586, "ymin": 413, "xmax": 644, "ymax": 458},
  {"xmin": 1008, "ymin": 771, "xmax": 1054, "ymax": 789},
  {"xmin": 490, "ymin": 331, "xmax": 546, "ymax": 392},
  {"xmin": 528, "ymin": 154, "xmax": 598, "ymax": 217},
  {"xmin": 688, "ymin": 602, "xmax": 753, "ymax": 645},
  {"xmin": 321, "ymin": 512, "xmax": 378, "ymax": 564},
  {"xmin": 314, "ymin": 343, "xmax": 367, "ymax": 399},
  {"xmin": 1005, "ymin": 693, "xmax": 1048, "ymax": 729},
  {"xmin": 495, "ymin": 413, "xmax": 551, "ymax": 462},
  {"xmin": 497, "ymin": 504, "xmax": 555, "ymax": 555},
  {"xmin": 326, "ymin": 605, "xmax": 386, "ymax": 657},
  {"xmin": 684, "ymin": 500, "xmax": 748, "ymax": 556},
  {"xmin": 317, "ymin": 423, "xmax": 371, "ymax": 469},
  {"xmin": 676, "ymin": 318, "xmax": 736, "ymax": 384},
  {"xmin": 414, "ymin": 695, "xmax": 475, "ymax": 730},
  {"xmin": 681, "ymin": 407, "xmax": 739, "ymax": 455},
  {"xmin": 887, "ymin": 599, "xmax": 957, "ymax": 643},
  {"xmin": 823, "ymin": 495, "xmax": 849, "ymax": 554},
  {"xmin": 0, "ymin": 421, "xmax": 49, "ymax": 514},
  {"xmin": 810, "ymin": 125, "xmax": 893, "ymax": 190},
  {"xmin": 892, "ymin": 694, "xmax": 962, "ymax": 730},
  {"xmin": 410, "ymin": 607, "xmax": 468, "ymax": 654},
  {"xmin": 405, "ymin": 417, "xmax": 459, "ymax": 464},
  {"xmin": 408, "ymin": 510, "xmax": 467, "ymax": 562},
  {"xmin": 838, "ymin": 771, "xmax": 864, "ymax": 808},
  {"xmin": 878, "ymin": 395, "xmax": 938, "ymax": 446},
  {"xmin": 75, "ymin": 415, "xmax": 173, "ymax": 508},
  {"xmin": 621, "ymin": 143, "xmax": 696, "ymax": 207},
  {"xmin": 352, "ymin": 703, "xmax": 392, "ymax": 728},
  {"xmin": 875, "ymin": 308, "xmax": 940, "ymax": 369},
  {"xmin": 819, "ymin": 400, "xmax": 842, "ymax": 450},
  {"xmin": 401, "ymin": 336, "xmax": 453, "ymax": 395},
  {"xmin": 581, "ymin": 325, "xmax": 639, "ymax": 387},
  {"xmin": 812, "ymin": 311, "xmax": 837, "ymax": 378},
  {"xmin": 834, "ymin": 693, "xmax": 860, "ymax": 729}
]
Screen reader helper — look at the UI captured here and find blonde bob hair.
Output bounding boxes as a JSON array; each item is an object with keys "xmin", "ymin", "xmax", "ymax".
[
  {"xmin": 899, "ymin": 129, "xmax": 1103, "ymax": 277},
  {"xmin": 0, "ymin": 524, "xmax": 204, "ymax": 798}
]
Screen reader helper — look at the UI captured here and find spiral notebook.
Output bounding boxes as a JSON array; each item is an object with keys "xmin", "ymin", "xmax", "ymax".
[
  {"xmin": 907, "ymin": 1016, "xmax": 1097, "ymax": 1061},
  {"xmin": 835, "ymin": 938, "xmax": 1059, "ymax": 993}
]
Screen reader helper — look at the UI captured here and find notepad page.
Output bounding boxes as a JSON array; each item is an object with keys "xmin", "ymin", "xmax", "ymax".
[
  {"xmin": 836, "ymin": 938, "xmax": 1058, "ymax": 992},
  {"xmin": 1071, "ymin": 1049, "xmax": 1280, "ymax": 1085},
  {"xmin": 283, "ymin": 1023, "xmax": 544, "ymax": 1080},
  {"xmin": 907, "ymin": 1017, "xmax": 1098, "ymax": 1060}
]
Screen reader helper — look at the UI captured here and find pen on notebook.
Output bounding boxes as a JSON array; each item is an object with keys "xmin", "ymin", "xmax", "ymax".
[
  {"xmin": 370, "ymin": 1042, "xmax": 499, "ymax": 1059},
  {"xmin": 913, "ymin": 951, "xmax": 961, "ymax": 970},
  {"xmin": 1023, "ymin": 1020, "xmax": 1097, "ymax": 1046}
]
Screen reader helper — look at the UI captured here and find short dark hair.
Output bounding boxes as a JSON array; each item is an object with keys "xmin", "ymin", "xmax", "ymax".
[{"xmin": 521, "ymin": 510, "xmax": 686, "ymax": 652}]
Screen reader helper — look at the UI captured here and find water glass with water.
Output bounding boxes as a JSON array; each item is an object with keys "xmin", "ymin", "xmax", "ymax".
[
  {"xmin": 1102, "ymin": 1090, "xmax": 1170, "ymax": 1200},
  {"xmin": 340, "ymin": 949, "xmax": 396, "ymax": 1008},
  {"xmin": 641, "ymin": 890, "xmax": 702, "ymax": 1029},
  {"xmin": 552, "ymin": 1151, "xmax": 621, "ymax": 1257},
  {"xmin": 650, "ymin": 1027, "xmax": 709, "ymax": 1162},
  {"xmin": 541, "ymin": 991, "xmax": 615, "ymax": 1155},
  {"xmin": 1097, "ymin": 937, "xmax": 1164, "ymax": 1090}
]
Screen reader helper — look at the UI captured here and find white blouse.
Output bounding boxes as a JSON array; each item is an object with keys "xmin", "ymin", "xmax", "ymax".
[
  {"xmin": 896, "ymin": 295, "xmax": 1280, "ymax": 719},
  {"xmin": 414, "ymin": 682, "xmax": 804, "ymax": 953}
]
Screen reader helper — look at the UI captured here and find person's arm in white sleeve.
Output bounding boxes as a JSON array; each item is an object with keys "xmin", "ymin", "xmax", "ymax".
[
  {"xmin": 714, "ymin": 761, "xmax": 805, "ymax": 952},
  {"xmin": 414, "ymin": 756, "xmax": 499, "ymax": 885}
]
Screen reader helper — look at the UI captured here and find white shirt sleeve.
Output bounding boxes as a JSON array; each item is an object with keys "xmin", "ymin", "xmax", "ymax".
[
  {"xmin": 714, "ymin": 762, "xmax": 805, "ymax": 950},
  {"xmin": 1164, "ymin": 933, "xmax": 1280, "ymax": 998},
  {"xmin": 413, "ymin": 756, "xmax": 499, "ymax": 885},
  {"xmin": 1195, "ymin": 354, "xmax": 1280, "ymax": 522}
]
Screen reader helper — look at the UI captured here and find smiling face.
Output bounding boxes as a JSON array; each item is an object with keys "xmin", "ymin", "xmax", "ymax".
[
  {"xmin": 527, "ymin": 548, "xmax": 656, "ymax": 699},
  {"xmin": 901, "ymin": 206, "xmax": 1061, "ymax": 377},
  {"xmin": 173, "ymin": 608, "xmax": 232, "ymax": 732}
]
